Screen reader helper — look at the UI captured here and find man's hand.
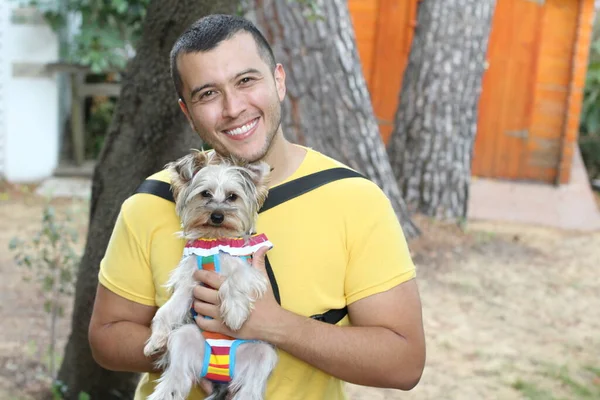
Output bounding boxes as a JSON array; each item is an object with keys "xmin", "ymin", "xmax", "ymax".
[{"xmin": 192, "ymin": 246, "xmax": 284, "ymax": 341}]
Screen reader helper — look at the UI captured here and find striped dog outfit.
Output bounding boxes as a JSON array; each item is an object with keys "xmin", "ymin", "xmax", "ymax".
[{"xmin": 184, "ymin": 233, "xmax": 273, "ymax": 383}]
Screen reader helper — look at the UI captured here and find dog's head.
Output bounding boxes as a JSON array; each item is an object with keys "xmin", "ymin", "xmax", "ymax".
[{"xmin": 166, "ymin": 149, "xmax": 271, "ymax": 239}]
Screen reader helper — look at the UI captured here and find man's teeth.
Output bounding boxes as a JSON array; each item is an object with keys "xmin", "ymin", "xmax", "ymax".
[{"xmin": 224, "ymin": 119, "xmax": 257, "ymax": 136}]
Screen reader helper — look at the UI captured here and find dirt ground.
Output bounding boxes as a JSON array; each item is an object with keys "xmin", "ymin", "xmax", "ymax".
[{"xmin": 1, "ymin": 181, "xmax": 599, "ymax": 400}]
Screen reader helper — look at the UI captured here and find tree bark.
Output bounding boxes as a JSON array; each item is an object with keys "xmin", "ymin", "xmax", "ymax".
[
  {"xmin": 387, "ymin": 0, "xmax": 496, "ymax": 220},
  {"xmin": 250, "ymin": 0, "xmax": 419, "ymax": 238},
  {"xmin": 55, "ymin": 1, "xmax": 239, "ymax": 399}
]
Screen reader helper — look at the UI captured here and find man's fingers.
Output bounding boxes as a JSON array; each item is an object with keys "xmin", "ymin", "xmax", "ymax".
[
  {"xmin": 195, "ymin": 314, "xmax": 229, "ymax": 335},
  {"xmin": 193, "ymin": 269, "xmax": 226, "ymax": 290},
  {"xmin": 192, "ymin": 284, "xmax": 219, "ymax": 305},
  {"xmin": 193, "ymin": 300, "xmax": 220, "ymax": 319}
]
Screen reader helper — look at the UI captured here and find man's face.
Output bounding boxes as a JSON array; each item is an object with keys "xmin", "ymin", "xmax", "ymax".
[{"xmin": 177, "ymin": 32, "xmax": 286, "ymax": 163}]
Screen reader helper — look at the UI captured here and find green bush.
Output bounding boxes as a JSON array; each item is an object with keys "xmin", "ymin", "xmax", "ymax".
[
  {"xmin": 8, "ymin": 202, "xmax": 83, "ymax": 379},
  {"xmin": 12, "ymin": 0, "xmax": 150, "ymax": 73},
  {"xmin": 579, "ymin": 13, "xmax": 600, "ymax": 180}
]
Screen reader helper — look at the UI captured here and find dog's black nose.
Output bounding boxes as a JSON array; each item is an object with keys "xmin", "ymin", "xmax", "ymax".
[{"xmin": 210, "ymin": 212, "xmax": 224, "ymax": 225}]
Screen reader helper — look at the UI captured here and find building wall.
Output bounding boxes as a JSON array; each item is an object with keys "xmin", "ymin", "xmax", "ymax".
[
  {"xmin": 0, "ymin": 1, "xmax": 7, "ymax": 177},
  {"xmin": 1, "ymin": 3, "xmax": 59, "ymax": 183}
]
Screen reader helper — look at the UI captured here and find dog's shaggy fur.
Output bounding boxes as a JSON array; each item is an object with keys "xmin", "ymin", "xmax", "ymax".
[{"xmin": 143, "ymin": 150, "xmax": 277, "ymax": 400}]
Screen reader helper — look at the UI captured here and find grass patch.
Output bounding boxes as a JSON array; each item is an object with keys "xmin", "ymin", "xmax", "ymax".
[
  {"xmin": 512, "ymin": 379, "xmax": 559, "ymax": 400},
  {"xmin": 512, "ymin": 363, "xmax": 600, "ymax": 400}
]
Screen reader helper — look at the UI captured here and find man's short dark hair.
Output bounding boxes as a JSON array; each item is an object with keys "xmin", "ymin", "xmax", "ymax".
[{"xmin": 170, "ymin": 14, "xmax": 276, "ymax": 101}]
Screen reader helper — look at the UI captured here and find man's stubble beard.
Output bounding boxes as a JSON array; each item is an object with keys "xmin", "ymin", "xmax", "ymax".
[{"xmin": 192, "ymin": 102, "xmax": 283, "ymax": 164}]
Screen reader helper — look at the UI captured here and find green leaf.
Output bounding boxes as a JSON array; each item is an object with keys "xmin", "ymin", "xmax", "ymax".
[
  {"xmin": 78, "ymin": 391, "xmax": 91, "ymax": 400},
  {"xmin": 43, "ymin": 275, "xmax": 55, "ymax": 291},
  {"xmin": 8, "ymin": 237, "xmax": 20, "ymax": 251}
]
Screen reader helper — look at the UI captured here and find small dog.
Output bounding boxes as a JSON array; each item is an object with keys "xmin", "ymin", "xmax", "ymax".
[{"xmin": 143, "ymin": 149, "xmax": 278, "ymax": 400}]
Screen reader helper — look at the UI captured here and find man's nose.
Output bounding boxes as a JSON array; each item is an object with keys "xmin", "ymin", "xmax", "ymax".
[{"xmin": 222, "ymin": 92, "xmax": 246, "ymax": 119}]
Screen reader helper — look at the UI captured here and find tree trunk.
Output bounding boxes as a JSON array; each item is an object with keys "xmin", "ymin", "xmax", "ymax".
[
  {"xmin": 55, "ymin": 1, "xmax": 239, "ymax": 399},
  {"xmin": 387, "ymin": 0, "xmax": 496, "ymax": 220},
  {"xmin": 250, "ymin": 0, "xmax": 419, "ymax": 239}
]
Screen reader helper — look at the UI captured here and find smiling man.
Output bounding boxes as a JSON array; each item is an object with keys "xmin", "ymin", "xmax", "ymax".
[{"xmin": 88, "ymin": 14, "xmax": 426, "ymax": 400}]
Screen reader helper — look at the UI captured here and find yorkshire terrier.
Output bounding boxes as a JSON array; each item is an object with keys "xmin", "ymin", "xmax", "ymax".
[{"xmin": 143, "ymin": 149, "xmax": 278, "ymax": 400}]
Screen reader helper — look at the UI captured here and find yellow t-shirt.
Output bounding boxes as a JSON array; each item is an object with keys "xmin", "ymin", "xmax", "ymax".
[{"xmin": 98, "ymin": 146, "xmax": 416, "ymax": 400}]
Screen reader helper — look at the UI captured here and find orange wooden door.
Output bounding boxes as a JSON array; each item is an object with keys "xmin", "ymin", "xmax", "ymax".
[
  {"xmin": 473, "ymin": 0, "xmax": 582, "ymax": 183},
  {"xmin": 348, "ymin": 0, "xmax": 417, "ymax": 143},
  {"xmin": 472, "ymin": 0, "xmax": 544, "ymax": 181}
]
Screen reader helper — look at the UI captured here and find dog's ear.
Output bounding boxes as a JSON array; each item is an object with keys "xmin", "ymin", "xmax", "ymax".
[
  {"xmin": 245, "ymin": 161, "xmax": 271, "ymax": 205},
  {"xmin": 166, "ymin": 149, "xmax": 210, "ymax": 200}
]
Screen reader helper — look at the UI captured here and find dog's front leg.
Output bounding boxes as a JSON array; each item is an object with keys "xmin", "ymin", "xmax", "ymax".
[
  {"xmin": 218, "ymin": 254, "xmax": 268, "ymax": 331},
  {"xmin": 144, "ymin": 255, "xmax": 197, "ymax": 357}
]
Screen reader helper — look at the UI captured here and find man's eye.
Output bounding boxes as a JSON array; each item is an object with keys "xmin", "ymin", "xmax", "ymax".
[
  {"xmin": 239, "ymin": 77, "xmax": 253, "ymax": 84},
  {"xmin": 201, "ymin": 90, "xmax": 214, "ymax": 99}
]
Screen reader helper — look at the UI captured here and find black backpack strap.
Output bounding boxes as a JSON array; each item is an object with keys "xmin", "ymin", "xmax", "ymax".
[
  {"xmin": 258, "ymin": 167, "xmax": 364, "ymax": 213},
  {"xmin": 134, "ymin": 167, "xmax": 365, "ymax": 325},
  {"xmin": 310, "ymin": 306, "xmax": 348, "ymax": 325},
  {"xmin": 135, "ymin": 179, "xmax": 174, "ymax": 202},
  {"xmin": 264, "ymin": 255, "xmax": 281, "ymax": 305},
  {"xmin": 134, "ymin": 167, "xmax": 365, "ymax": 208}
]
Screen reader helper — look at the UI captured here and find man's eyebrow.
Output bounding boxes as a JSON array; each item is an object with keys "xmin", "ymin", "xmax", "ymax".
[
  {"xmin": 189, "ymin": 69, "xmax": 263, "ymax": 99},
  {"xmin": 234, "ymin": 68, "xmax": 262, "ymax": 79}
]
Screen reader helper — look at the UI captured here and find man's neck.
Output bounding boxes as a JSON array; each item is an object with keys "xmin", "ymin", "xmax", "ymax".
[{"xmin": 263, "ymin": 132, "xmax": 307, "ymax": 187}]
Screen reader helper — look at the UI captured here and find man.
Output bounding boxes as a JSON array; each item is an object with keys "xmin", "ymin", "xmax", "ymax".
[{"xmin": 88, "ymin": 14, "xmax": 425, "ymax": 400}]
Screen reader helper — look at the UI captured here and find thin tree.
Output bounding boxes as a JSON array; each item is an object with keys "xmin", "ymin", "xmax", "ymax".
[
  {"xmin": 55, "ymin": 1, "xmax": 240, "ymax": 399},
  {"xmin": 387, "ymin": 1, "xmax": 497, "ymax": 220}
]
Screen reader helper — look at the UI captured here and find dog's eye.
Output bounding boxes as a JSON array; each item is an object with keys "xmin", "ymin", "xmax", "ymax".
[
  {"xmin": 201, "ymin": 190, "xmax": 212, "ymax": 198},
  {"xmin": 227, "ymin": 193, "xmax": 238, "ymax": 201}
]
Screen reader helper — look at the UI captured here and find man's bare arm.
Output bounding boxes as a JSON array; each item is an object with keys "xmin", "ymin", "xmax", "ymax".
[
  {"xmin": 88, "ymin": 284, "xmax": 159, "ymax": 373},
  {"xmin": 268, "ymin": 279, "xmax": 426, "ymax": 389}
]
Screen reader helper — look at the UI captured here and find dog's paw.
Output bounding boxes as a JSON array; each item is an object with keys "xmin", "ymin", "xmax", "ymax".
[
  {"xmin": 220, "ymin": 297, "xmax": 251, "ymax": 331},
  {"xmin": 143, "ymin": 339, "xmax": 164, "ymax": 357},
  {"xmin": 144, "ymin": 330, "xmax": 168, "ymax": 357}
]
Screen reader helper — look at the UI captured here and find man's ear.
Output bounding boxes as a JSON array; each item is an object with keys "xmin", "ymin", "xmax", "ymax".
[
  {"xmin": 178, "ymin": 98, "xmax": 189, "ymax": 117},
  {"xmin": 274, "ymin": 63, "xmax": 286, "ymax": 102},
  {"xmin": 178, "ymin": 98, "xmax": 195, "ymax": 130}
]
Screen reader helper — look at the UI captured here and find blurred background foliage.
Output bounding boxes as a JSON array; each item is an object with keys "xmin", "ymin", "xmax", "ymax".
[
  {"xmin": 13, "ymin": 0, "xmax": 149, "ymax": 73},
  {"xmin": 580, "ymin": 11, "xmax": 600, "ymax": 181}
]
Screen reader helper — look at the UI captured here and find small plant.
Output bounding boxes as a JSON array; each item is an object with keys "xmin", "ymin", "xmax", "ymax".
[
  {"xmin": 86, "ymin": 96, "xmax": 116, "ymax": 159},
  {"xmin": 9, "ymin": 201, "xmax": 83, "ymax": 379},
  {"xmin": 11, "ymin": 0, "xmax": 150, "ymax": 73},
  {"xmin": 51, "ymin": 380, "xmax": 91, "ymax": 400},
  {"xmin": 512, "ymin": 363, "xmax": 600, "ymax": 400},
  {"xmin": 579, "ymin": 12, "xmax": 600, "ymax": 180}
]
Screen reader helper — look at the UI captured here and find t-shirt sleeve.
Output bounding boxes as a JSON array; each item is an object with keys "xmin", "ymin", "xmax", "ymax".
[
  {"xmin": 98, "ymin": 199, "xmax": 157, "ymax": 306},
  {"xmin": 344, "ymin": 182, "xmax": 416, "ymax": 305}
]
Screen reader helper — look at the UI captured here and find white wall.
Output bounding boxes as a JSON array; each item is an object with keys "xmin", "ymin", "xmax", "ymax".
[
  {"xmin": 2, "ymin": 3, "xmax": 59, "ymax": 183},
  {"xmin": 0, "ymin": 1, "xmax": 7, "ymax": 177}
]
